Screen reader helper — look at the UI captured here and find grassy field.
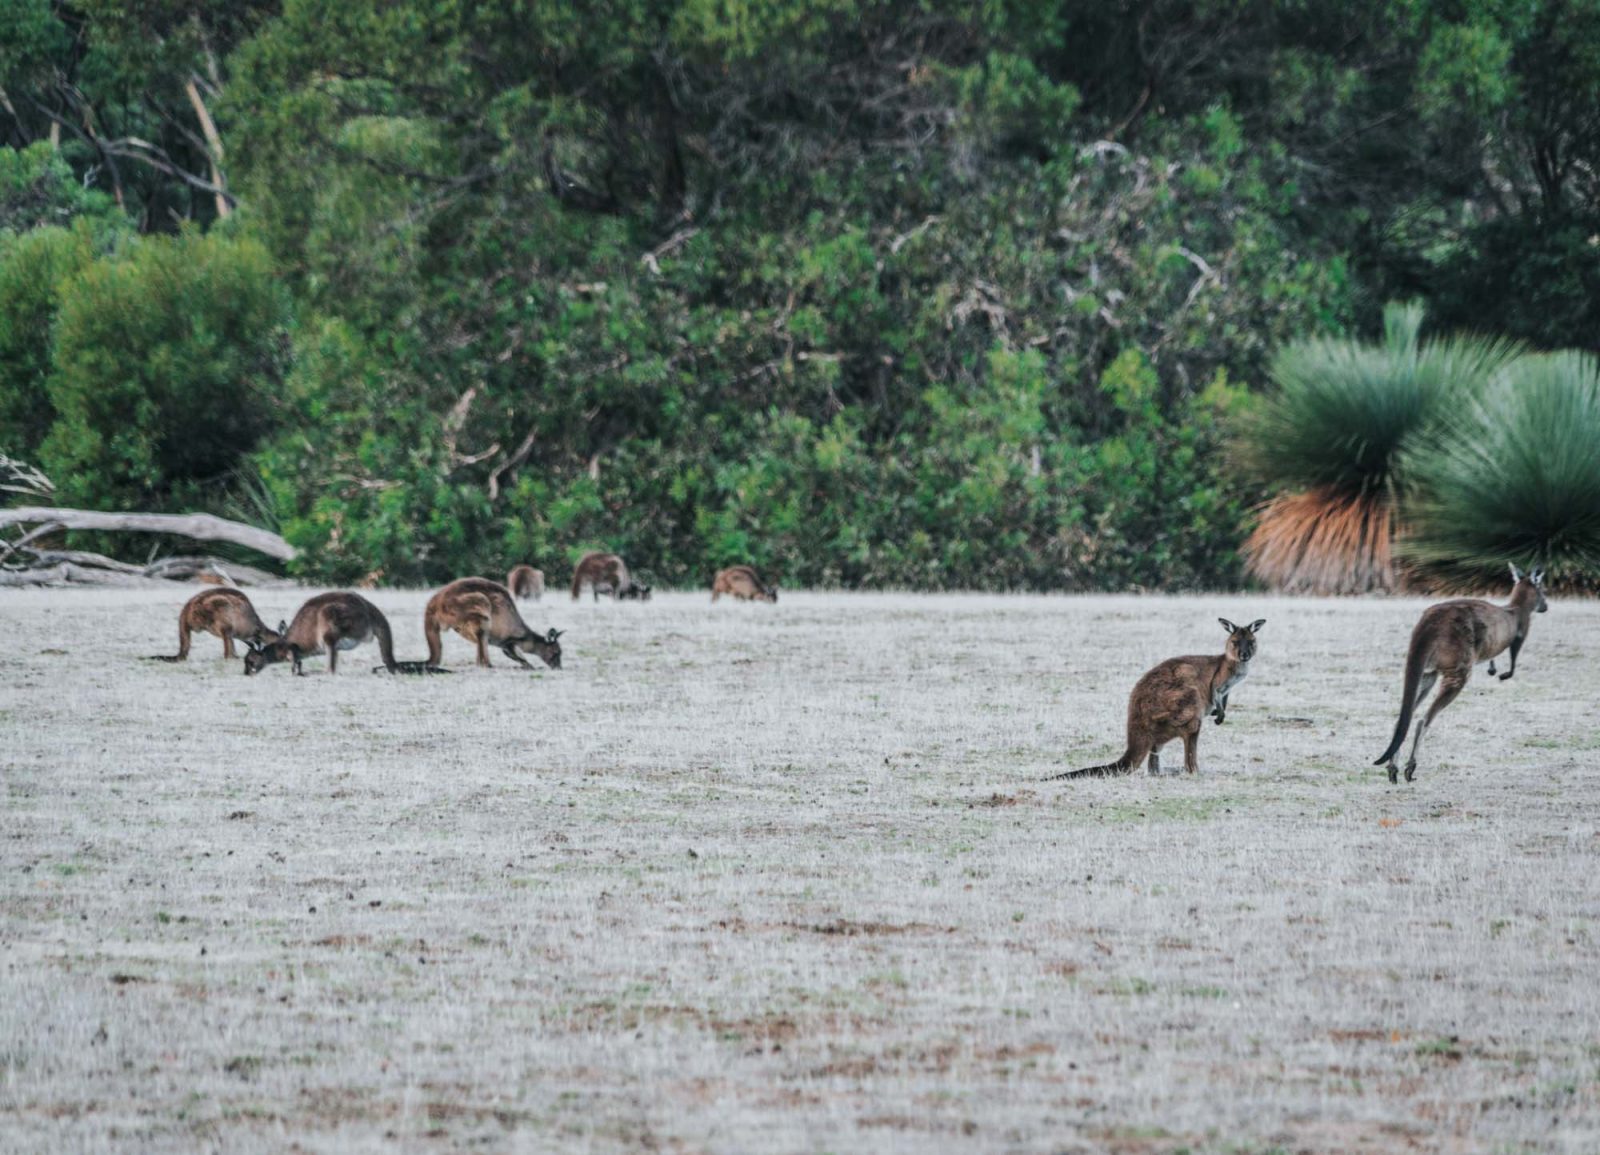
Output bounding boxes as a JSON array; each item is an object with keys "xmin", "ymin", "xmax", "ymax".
[{"xmin": 2, "ymin": 587, "xmax": 1598, "ymax": 1153}]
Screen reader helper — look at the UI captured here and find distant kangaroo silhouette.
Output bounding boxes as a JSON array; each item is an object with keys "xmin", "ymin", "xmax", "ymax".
[
  {"xmin": 1375, "ymin": 564, "xmax": 1547, "ymax": 783},
  {"xmin": 1046, "ymin": 618, "xmax": 1264, "ymax": 780},
  {"xmin": 570, "ymin": 552, "xmax": 649, "ymax": 601},
  {"xmin": 507, "ymin": 565, "xmax": 544, "ymax": 600},
  {"xmin": 711, "ymin": 565, "xmax": 777, "ymax": 603}
]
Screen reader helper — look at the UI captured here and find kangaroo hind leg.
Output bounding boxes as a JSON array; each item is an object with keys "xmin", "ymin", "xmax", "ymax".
[{"xmin": 1404, "ymin": 670, "xmax": 1467, "ymax": 782}]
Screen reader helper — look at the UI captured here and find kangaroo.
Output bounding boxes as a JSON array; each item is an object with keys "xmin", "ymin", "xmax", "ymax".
[
  {"xmin": 1374, "ymin": 564, "xmax": 1548, "ymax": 784},
  {"xmin": 148, "ymin": 587, "xmax": 279, "ymax": 661},
  {"xmin": 507, "ymin": 565, "xmax": 545, "ymax": 600},
  {"xmin": 711, "ymin": 565, "xmax": 778, "ymax": 603},
  {"xmin": 1045, "ymin": 618, "xmax": 1265, "ymax": 780},
  {"xmin": 243, "ymin": 592, "xmax": 397, "ymax": 675},
  {"xmin": 570, "ymin": 551, "xmax": 650, "ymax": 601},
  {"xmin": 425, "ymin": 577, "xmax": 563, "ymax": 669}
]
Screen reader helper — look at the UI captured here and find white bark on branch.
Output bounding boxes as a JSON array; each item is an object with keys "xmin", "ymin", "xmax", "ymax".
[{"xmin": 0, "ymin": 507, "xmax": 296, "ymax": 560}]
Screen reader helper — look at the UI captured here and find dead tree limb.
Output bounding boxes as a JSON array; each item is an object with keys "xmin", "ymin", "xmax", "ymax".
[{"xmin": 0, "ymin": 507, "xmax": 296, "ymax": 561}]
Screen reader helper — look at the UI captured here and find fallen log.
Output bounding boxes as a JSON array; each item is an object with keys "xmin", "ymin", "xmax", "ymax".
[
  {"xmin": 143, "ymin": 556, "xmax": 294, "ymax": 587},
  {"xmin": 0, "ymin": 563, "xmax": 173, "ymax": 589},
  {"xmin": 0, "ymin": 507, "xmax": 296, "ymax": 561}
]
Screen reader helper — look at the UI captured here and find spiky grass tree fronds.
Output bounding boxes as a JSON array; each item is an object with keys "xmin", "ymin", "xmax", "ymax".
[
  {"xmin": 1402, "ymin": 351, "xmax": 1600, "ymax": 591},
  {"xmin": 1238, "ymin": 302, "xmax": 1521, "ymax": 593}
]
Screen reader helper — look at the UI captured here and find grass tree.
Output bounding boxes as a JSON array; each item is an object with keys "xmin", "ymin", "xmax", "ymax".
[
  {"xmin": 1402, "ymin": 351, "xmax": 1600, "ymax": 591},
  {"xmin": 1237, "ymin": 302, "xmax": 1520, "ymax": 593}
]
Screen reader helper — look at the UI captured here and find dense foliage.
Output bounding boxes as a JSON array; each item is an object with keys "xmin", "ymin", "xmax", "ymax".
[{"xmin": 5, "ymin": 1, "xmax": 1600, "ymax": 588}]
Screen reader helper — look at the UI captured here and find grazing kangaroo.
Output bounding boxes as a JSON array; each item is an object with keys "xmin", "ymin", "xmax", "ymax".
[
  {"xmin": 507, "ymin": 565, "xmax": 545, "ymax": 600},
  {"xmin": 425, "ymin": 577, "xmax": 563, "ymax": 669},
  {"xmin": 570, "ymin": 551, "xmax": 650, "ymax": 601},
  {"xmin": 243, "ymin": 592, "xmax": 397, "ymax": 675},
  {"xmin": 149, "ymin": 587, "xmax": 279, "ymax": 661},
  {"xmin": 1374, "ymin": 564, "xmax": 1548, "ymax": 784},
  {"xmin": 711, "ymin": 565, "xmax": 778, "ymax": 603},
  {"xmin": 1045, "ymin": 618, "xmax": 1265, "ymax": 780}
]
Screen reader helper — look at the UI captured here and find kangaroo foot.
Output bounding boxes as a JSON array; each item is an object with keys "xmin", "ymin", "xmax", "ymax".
[{"xmin": 1498, "ymin": 669, "xmax": 1514, "ymax": 681}]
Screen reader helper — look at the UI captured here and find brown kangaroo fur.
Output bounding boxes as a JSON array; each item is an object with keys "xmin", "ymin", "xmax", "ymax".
[
  {"xmin": 570, "ymin": 552, "xmax": 650, "ymax": 601},
  {"xmin": 149, "ymin": 587, "xmax": 278, "ymax": 661},
  {"xmin": 243, "ymin": 592, "xmax": 397, "ymax": 675},
  {"xmin": 507, "ymin": 565, "xmax": 545, "ymax": 600},
  {"xmin": 711, "ymin": 565, "xmax": 778, "ymax": 603},
  {"xmin": 1045, "ymin": 618, "xmax": 1265, "ymax": 780},
  {"xmin": 425, "ymin": 577, "xmax": 563, "ymax": 669},
  {"xmin": 1375, "ymin": 564, "xmax": 1548, "ymax": 783}
]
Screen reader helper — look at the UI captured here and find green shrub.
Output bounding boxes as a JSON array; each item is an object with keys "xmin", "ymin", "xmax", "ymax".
[
  {"xmin": 1403, "ymin": 351, "xmax": 1600, "ymax": 588},
  {"xmin": 40, "ymin": 229, "xmax": 291, "ymax": 510},
  {"xmin": 1237, "ymin": 302, "xmax": 1519, "ymax": 592}
]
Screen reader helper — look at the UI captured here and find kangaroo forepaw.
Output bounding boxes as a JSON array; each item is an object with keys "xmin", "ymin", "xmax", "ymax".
[
  {"xmin": 1403, "ymin": 760, "xmax": 1416, "ymax": 783},
  {"xmin": 1487, "ymin": 660, "xmax": 1496, "ymax": 676},
  {"xmin": 1386, "ymin": 763, "xmax": 1398, "ymax": 785},
  {"xmin": 1212, "ymin": 711, "xmax": 1226, "ymax": 725}
]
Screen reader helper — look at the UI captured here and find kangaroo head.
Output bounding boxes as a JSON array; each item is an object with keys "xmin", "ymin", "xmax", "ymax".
[
  {"xmin": 521, "ymin": 627, "xmax": 564, "ymax": 669},
  {"xmin": 764, "ymin": 584, "xmax": 778, "ymax": 603},
  {"xmin": 1509, "ymin": 563, "xmax": 1549, "ymax": 613},
  {"xmin": 1219, "ymin": 617, "xmax": 1265, "ymax": 662},
  {"xmin": 243, "ymin": 637, "xmax": 296, "ymax": 675}
]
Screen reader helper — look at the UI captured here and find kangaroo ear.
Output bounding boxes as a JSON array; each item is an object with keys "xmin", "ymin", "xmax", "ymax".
[
  {"xmin": 1218, "ymin": 618, "xmax": 1237, "ymax": 632},
  {"xmin": 1509, "ymin": 562, "xmax": 1522, "ymax": 582},
  {"xmin": 1249, "ymin": 619, "xmax": 1266, "ymax": 632},
  {"xmin": 245, "ymin": 638, "xmax": 262, "ymax": 653},
  {"xmin": 547, "ymin": 628, "xmax": 563, "ymax": 641},
  {"xmin": 277, "ymin": 619, "xmax": 288, "ymax": 635}
]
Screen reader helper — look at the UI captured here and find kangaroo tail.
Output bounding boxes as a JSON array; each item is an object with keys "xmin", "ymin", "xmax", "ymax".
[
  {"xmin": 1374, "ymin": 638, "xmax": 1428, "ymax": 765},
  {"xmin": 372, "ymin": 613, "xmax": 398, "ymax": 673},
  {"xmin": 1043, "ymin": 743, "xmax": 1145, "ymax": 781}
]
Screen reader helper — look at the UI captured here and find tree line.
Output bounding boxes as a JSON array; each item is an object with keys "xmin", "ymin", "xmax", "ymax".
[{"xmin": 4, "ymin": 1, "xmax": 1599, "ymax": 588}]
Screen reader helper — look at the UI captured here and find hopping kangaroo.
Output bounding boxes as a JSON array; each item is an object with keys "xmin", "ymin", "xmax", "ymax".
[
  {"xmin": 1374, "ymin": 564, "xmax": 1548, "ymax": 784},
  {"xmin": 570, "ymin": 552, "xmax": 650, "ymax": 601},
  {"xmin": 507, "ymin": 565, "xmax": 545, "ymax": 600},
  {"xmin": 243, "ymin": 592, "xmax": 397, "ymax": 675},
  {"xmin": 1045, "ymin": 618, "xmax": 1265, "ymax": 780},
  {"xmin": 425, "ymin": 577, "xmax": 563, "ymax": 669},
  {"xmin": 149, "ymin": 587, "xmax": 278, "ymax": 661},
  {"xmin": 711, "ymin": 565, "xmax": 778, "ymax": 603}
]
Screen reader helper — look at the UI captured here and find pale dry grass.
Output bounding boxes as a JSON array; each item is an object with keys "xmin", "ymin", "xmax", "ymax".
[{"xmin": 2, "ymin": 587, "xmax": 1598, "ymax": 1154}]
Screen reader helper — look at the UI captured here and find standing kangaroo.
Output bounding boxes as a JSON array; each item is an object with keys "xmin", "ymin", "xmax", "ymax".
[
  {"xmin": 243, "ymin": 592, "xmax": 397, "ymax": 675},
  {"xmin": 711, "ymin": 565, "xmax": 778, "ymax": 603},
  {"xmin": 425, "ymin": 577, "xmax": 563, "ymax": 669},
  {"xmin": 1045, "ymin": 619, "xmax": 1265, "ymax": 780},
  {"xmin": 149, "ymin": 587, "xmax": 279, "ymax": 661},
  {"xmin": 570, "ymin": 551, "xmax": 650, "ymax": 601},
  {"xmin": 1374, "ymin": 565, "xmax": 1548, "ymax": 784},
  {"xmin": 507, "ymin": 565, "xmax": 545, "ymax": 600}
]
